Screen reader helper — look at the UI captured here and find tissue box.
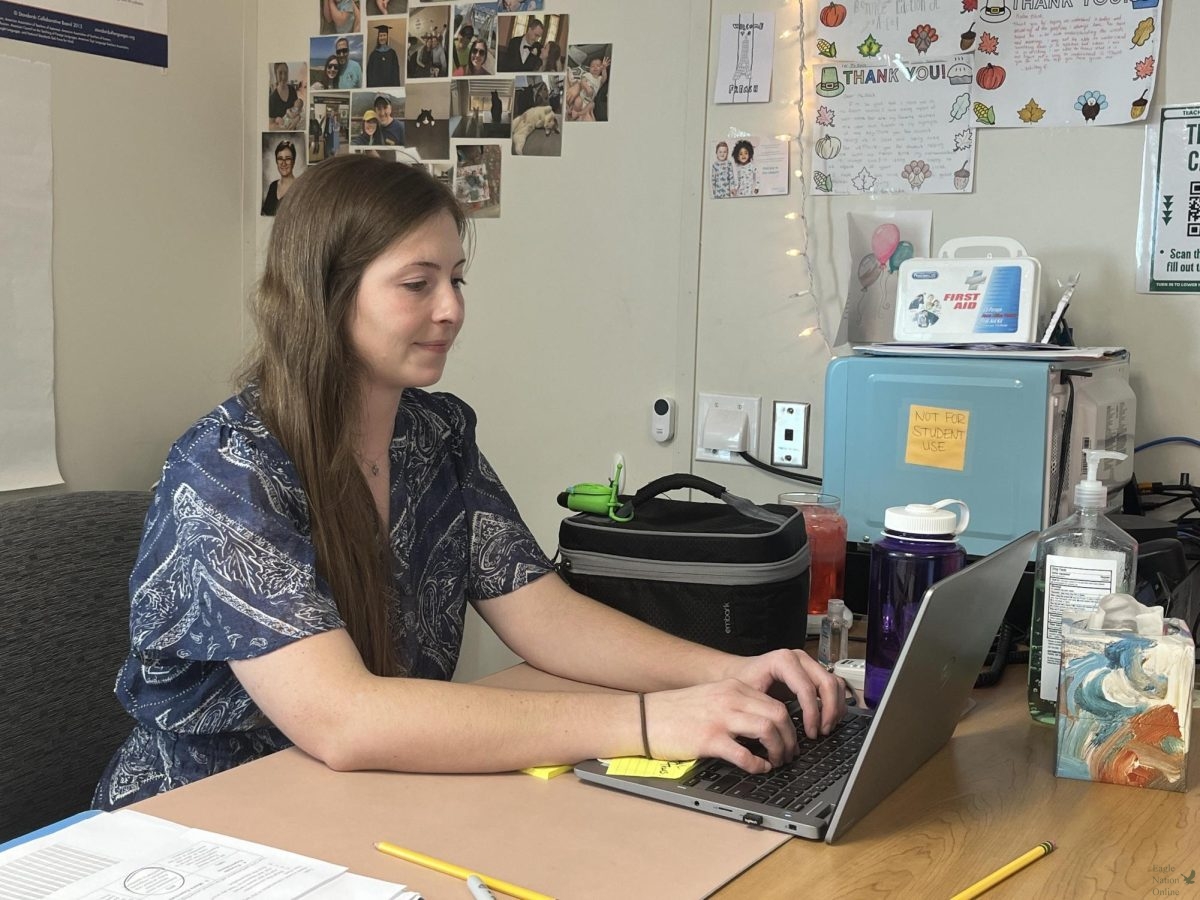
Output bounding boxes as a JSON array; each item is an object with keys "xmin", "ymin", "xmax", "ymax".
[{"xmin": 1056, "ymin": 618, "xmax": 1194, "ymax": 791}]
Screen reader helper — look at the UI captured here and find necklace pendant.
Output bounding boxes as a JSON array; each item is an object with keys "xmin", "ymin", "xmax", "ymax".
[{"xmin": 369, "ymin": 462, "xmax": 380, "ymax": 477}]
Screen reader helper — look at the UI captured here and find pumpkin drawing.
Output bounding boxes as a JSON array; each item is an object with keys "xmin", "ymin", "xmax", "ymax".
[
  {"xmin": 976, "ymin": 63, "xmax": 1006, "ymax": 91},
  {"xmin": 819, "ymin": 2, "xmax": 847, "ymax": 28},
  {"xmin": 815, "ymin": 134, "xmax": 842, "ymax": 160}
]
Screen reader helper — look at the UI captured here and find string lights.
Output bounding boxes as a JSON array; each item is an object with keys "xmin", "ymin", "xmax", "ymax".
[{"xmin": 781, "ymin": 0, "xmax": 832, "ymax": 353}]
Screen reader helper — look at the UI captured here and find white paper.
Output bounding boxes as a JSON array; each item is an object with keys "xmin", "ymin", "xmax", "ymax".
[
  {"xmin": 0, "ymin": 812, "xmax": 183, "ymax": 898},
  {"xmin": 853, "ymin": 343, "xmax": 1126, "ymax": 361},
  {"xmin": 0, "ymin": 55, "xmax": 63, "ymax": 492},
  {"xmin": 809, "ymin": 54, "xmax": 977, "ymax": 196},
  {"xmin": 811, "ymin": 0, "xmax": 1164, "ymax": 129},
  {"xmin": 305, "ymin": 873, "xmax": 422, "ymax": 899},
  {"xmin": 0, "ymin": 811, "xmax": 415, "ymax": 900},
  {"xmin": 836, "ymin": 210, "xmax": 933, "ymax": 346},
  {"xmin": 713, "ymin": 11, "xmax": 774, "ymax": 104},
  {"xmin": 708, "ymin": 135, "xmax": 789, "ymax": 199},
  {"xmin": 57, "ymin": 830, "xmax": 344, "ymax": 900},
  {"xmin": 1136, "ymin": 103, "xmax": 1200, "ymax": 294}
]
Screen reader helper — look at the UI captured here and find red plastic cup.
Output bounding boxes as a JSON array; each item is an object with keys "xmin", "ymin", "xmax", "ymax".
[{"xmin": 778, "ymin": 492, "xmax": 847, "ymax": 616}]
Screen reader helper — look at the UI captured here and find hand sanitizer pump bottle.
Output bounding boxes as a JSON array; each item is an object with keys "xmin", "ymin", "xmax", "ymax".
[{"xmin": 1027, "ymin": 449, "xmax": 1137, "ymax": 724}]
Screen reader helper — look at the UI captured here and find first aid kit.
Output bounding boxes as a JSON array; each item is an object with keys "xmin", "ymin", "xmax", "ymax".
[{"xmin": 894, "ymin": 235, "xmax": 1042, "ymax": 343}]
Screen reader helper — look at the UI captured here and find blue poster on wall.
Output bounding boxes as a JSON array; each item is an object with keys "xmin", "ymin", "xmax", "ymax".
[{"xmin": 0, "ymin": 0, "xmax": 167, "ymax": 68}]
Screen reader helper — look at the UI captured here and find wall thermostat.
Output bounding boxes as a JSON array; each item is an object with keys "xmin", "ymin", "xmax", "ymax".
[{"xmin": 651, "ymin": 397, "xmax": 675, "ymax": 443}]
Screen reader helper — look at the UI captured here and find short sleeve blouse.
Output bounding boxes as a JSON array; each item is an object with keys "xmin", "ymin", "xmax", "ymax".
[{"xmin": 94, "ymin": 387, "xmax": 552, "ymax": 809}]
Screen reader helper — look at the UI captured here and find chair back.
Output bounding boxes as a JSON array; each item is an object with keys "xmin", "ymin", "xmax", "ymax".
[{"xmin": 0, "ymin": 490, "xmax": 150, "ymax": 841}]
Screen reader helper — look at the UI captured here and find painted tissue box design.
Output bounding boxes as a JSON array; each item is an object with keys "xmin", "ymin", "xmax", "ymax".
[{"xmin": 1056, "ymin": 617, "xmax": 1193, "ymax": 791}]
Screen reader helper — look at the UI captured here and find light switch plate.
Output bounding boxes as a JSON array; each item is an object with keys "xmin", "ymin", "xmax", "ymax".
[{"xmin": 771, "ymin": 401, "xmax": 810, "ymax": 468}]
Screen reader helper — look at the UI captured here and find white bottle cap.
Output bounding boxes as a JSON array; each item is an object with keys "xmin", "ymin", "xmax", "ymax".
[
  {"xmin": 1075, "ymin": 449, "xmax": 1127, "ymax": 509},
  {"xmin": 827, "ymin": 598, "xmax": 845, "ymax": 617},
  {"xmin": 883, "ymin": 499, "xmax": 970, "ymax": 537}
]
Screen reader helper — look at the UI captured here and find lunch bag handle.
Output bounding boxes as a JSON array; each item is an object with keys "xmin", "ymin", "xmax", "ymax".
[{"xmin": 618, "ymin": 474, "xmax": 787, "ymax": 526}]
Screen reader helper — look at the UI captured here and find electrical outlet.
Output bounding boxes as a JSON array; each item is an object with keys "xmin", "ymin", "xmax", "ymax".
[
  {"xmin": 771, "ymin": 401, "xmax": 810, "ymax": 468},
  {"xmin": 694, "ymin": 393, "xmax": 760, "ymax": 464}
]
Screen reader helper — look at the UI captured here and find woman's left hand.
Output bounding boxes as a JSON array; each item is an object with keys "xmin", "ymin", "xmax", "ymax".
[{"xmin": 719, "ymin": 649, "xmax": 845, "ymax": 740}]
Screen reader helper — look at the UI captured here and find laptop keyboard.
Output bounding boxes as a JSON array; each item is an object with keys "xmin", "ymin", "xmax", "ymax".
[{"xmin": 679, "ymin": 712, "xmax": 869, "ymax": 813}]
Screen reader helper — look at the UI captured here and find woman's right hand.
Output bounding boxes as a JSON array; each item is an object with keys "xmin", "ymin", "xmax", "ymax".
[{"xmin": 641, "ymin": 679, "xmax": 798, "ymax": 774}]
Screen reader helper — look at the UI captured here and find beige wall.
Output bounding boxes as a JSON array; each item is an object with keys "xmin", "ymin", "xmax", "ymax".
[
  {"xmin": 253, "ymin": 0, "xmax": 712, "ymax": 678},
  {"xmin": 696, "ymin": 0, "xmax": 1200, "ymax": 502},
  {"xmin": 5, "ymin": 2, "xmax": 1197, "ymax": 679},
  {"xmin": 0, "ymin": 0, "xmax": 254, "ymax": 502}
]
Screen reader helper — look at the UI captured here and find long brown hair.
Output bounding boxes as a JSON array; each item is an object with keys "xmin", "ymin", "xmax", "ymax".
[{"xmin": 241, "ymin": 155, "xmax": 466, "ymax": 676}]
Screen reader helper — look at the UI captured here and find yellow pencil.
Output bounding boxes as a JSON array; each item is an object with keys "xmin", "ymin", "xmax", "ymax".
[
  {"xmin": 950, "ymin": 841, "xmax": 1056, "ymax": 900},
  {"xmin": 374, "ymin": 841, "xmax": 556, "ymax": 900}
]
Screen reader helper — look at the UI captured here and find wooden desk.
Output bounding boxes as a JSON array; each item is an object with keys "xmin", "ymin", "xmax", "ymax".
[
  {"xmin": 132, "ymin": 667, "xmax": 1200, "ymax": 899},
  {"xmin": 717, "ymin": 675, "xmax": 1200, "ymax": 900}
]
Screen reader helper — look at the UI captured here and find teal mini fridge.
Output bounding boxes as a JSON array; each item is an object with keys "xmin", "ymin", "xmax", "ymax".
[{"xmin": 822, "ymin": 351, "xmax": 1134, "ymax": 557}]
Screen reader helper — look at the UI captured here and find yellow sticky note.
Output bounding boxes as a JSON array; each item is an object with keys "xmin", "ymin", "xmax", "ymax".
[
  {"xmin": 904, "ymin": 404, "xmax": 970, "ymax": 471},
  {"xmin": 521, "ymin": 764, "xmax": 574, "ymax": 780},
  {"xmin": 607, "ymin": 757, "xmax": 699, "ymax": 779}
]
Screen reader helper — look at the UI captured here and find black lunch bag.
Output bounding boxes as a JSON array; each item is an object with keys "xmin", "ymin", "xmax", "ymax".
[{"xmin": 557, "ymin": 474, "xmax": 810, "ymax": 656}]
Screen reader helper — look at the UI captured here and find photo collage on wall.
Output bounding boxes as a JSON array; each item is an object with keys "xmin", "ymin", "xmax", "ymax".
[{"xmin": 261, "ymin": 1, "xmax": 613, "ymax": 219}]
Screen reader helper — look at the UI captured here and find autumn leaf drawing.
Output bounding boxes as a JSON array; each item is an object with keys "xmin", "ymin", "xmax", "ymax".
[
  {"xmin": 851, "ymin": 167, "xmax": 877, "ymax": 193},
  {"xmin": 857, "ymin": 34, "xmax": 882, "ymax": 57},
  {"xmin": 1134, "ymin": 56, "xmax": 1155, "ymax": 80},
  {"xmin": 1131, "ymin": 17, "xmax": 1155, "ymax": 48},
  {"xmin": 816, "ymin": 105, "xmax": 835, "ymax": 127},
  {"xmin": 979, "ymin": 32, "xmax": 999, "ymax": 55},
  {"xmin": 1017, "ymin": 99, "xmax": 1046, "ymax": 124},
  {"xmin": 954, "ymin": 129, "xmax": 974, "ymax": 152},
  {"xmin": 962, "ymin": 0, "xmax": 977, "ymax": 11}
]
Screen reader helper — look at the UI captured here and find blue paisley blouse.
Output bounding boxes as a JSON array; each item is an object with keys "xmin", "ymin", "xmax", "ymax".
[{"xmin": 93, "ymin": 388, "xmax": 553, "ymax": 810}]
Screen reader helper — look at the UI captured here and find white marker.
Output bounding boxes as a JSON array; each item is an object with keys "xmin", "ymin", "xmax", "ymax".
[{"xmin": 467, "ymin": 874, "xmax": 497, "ymax": 900}]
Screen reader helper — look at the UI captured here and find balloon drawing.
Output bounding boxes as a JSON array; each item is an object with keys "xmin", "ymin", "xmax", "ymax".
[
  {"xmin": 871, "ymin": 223, "xmax": 900, "ymax": 267},
  {"xmin": 888, "ymin": 240, "xmax": 914, "ymax": 273},
  {"xmin": 857, "ymin": 252, "xmax": 881, "ymax": 289}
]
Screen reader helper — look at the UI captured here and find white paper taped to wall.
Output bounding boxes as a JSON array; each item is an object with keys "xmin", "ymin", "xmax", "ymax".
[{"xmin": 0, "ymin": 54, "xmax": 63, "ymax": 492}]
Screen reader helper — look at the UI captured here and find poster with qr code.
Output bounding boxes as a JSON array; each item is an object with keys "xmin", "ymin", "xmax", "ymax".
[{"xmin": 1137, "ymin": 104, "xmax": 1200, "ymax": 294}]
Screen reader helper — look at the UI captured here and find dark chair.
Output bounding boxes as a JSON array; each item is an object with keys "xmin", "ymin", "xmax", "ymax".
[{"xmin": 0, "ymin": 490, "xmax": 150, "ymax": 841}]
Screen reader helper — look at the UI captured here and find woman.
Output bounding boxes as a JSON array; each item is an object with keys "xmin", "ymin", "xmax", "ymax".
[
  {"xmin": 353, "ymin": 108, "xmax": 382, "ymax": 145},
  {"xmin": 312, "ymin": 55, "xmax": 340, "ymax": 90},
  {"xmin": 453, "ymin": 37, "xmax": 491, "ymax": 76},
  {"xmin": 93, "ymin": 156, "xmax": 842, "ymax": 810},
  {"xmin": 540, "ymin": 40, "xmax": 562, "ymax": 73},
  {"xmin": 259, "ymin": 140, "xmax": 297, "ymax": 216},
  {"xmin": 268, "ymin": 62, "xmax": 303, "ymax": 130}
]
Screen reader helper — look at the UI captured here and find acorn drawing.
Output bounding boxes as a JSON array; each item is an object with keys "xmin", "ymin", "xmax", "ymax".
[
  {"xmin": 1131, "ymin": 88, "xmax": 1149, "ymax": 120},
  {"xmin": 960, "ymin": 21, "xmax": 976, "ymax": 51},
  {"xmin": 954, "ymin": 162, "xmax": 971, "ymax": 191}
]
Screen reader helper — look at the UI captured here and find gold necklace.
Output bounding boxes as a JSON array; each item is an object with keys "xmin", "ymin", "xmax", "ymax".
[{"xmin": 356, "ymin": 451, "xmax": 382, "ymax": 477}]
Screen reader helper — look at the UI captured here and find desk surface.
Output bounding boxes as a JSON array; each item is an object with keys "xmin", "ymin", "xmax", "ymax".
[{"xmin": 132, "ymin": 666, "xmax": 1200, "ymax": 900}]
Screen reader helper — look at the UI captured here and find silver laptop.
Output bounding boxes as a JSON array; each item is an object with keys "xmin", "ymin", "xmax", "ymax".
[{"xmin": 574, "ymin": 531, "xmax": 1037, "ymax": 843}]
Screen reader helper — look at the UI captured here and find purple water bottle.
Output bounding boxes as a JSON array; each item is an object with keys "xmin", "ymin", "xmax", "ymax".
[{"xmin": 864, "ymin": 499, "xmax": 969, "ymax": 709}]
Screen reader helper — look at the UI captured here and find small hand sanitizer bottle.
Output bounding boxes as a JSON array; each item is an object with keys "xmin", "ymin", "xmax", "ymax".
[{"xmin": 818, "ymin": 598, "xmax": 849, "ymax": 667}]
